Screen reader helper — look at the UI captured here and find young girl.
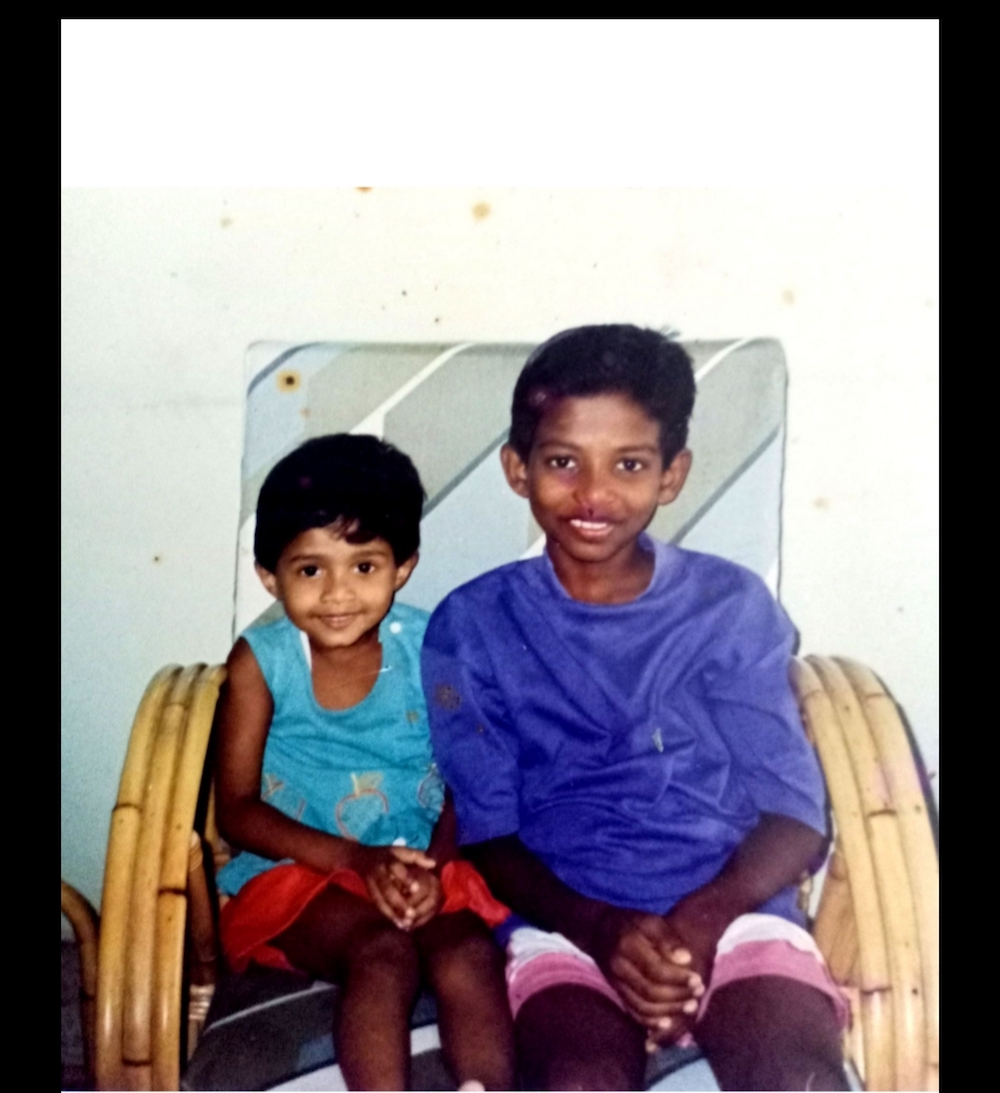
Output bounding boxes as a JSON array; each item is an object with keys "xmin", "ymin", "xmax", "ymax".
[{"xmin": 215, "ymin": 434, "xmax": 515, "ymax": 1092}]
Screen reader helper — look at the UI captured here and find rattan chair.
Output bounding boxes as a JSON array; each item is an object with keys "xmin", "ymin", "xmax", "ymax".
[
  {"xmin": 93, "ymin": 655, "xmax": 938, "ymax": 1091},
  {"xmin": 63, "ymin": 879, "xmax": 101, "ymax": 1087}
]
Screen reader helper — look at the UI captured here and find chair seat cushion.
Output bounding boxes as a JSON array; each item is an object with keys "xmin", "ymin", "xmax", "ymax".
[{"xmin": 182, "ymin": 965, "xmax": 703, "ymax": 1091}]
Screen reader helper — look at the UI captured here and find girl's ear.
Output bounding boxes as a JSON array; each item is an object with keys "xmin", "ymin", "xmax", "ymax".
[
  {"xmin": 255, "ymin": 563, "xmax": 279, "ymax": 599},
  {"xmin": 500, "ymin": 443, "xmax": 531, "ymax": 498},
  {"xmin": 393, "ymin": 552, "xmax": 419, "ymax": 591},
  {"xmin": 657, "ymin": 449, "xmax": 693, "ymax": 506}
]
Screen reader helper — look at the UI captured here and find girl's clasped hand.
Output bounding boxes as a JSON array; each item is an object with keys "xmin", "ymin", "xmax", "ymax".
[{"xmin": 355, "ymin": 844, "xmax": 443, "ymax": 930}]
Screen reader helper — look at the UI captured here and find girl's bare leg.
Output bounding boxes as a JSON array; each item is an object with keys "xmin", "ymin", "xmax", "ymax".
[
  {"xmin": 273, "ymin": 886, "xmax": 420, "ymax": 1091},
  {"xmin": 416, "ymin": 911, "xmax": 515, "ymax": 1091}
]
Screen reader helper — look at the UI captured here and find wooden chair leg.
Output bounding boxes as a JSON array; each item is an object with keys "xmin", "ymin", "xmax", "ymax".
[{"xmin": 63, "ymin": 880, "xmax": 101, "ymax": 1085}]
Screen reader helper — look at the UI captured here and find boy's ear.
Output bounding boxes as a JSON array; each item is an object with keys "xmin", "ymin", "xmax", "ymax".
[
  {"xmin": 255, "ymin": 563, "xmax": 280, "ymax": 598},
  {"xmin": 500, "ymin": 443, "xmax": 530, "ymax": 499},
  {"xmin": 657, "ymin": 449, "xmax": 693, "ymax": 506},
  {"xmin": 393, "ymin": 552, "xmax": 419, "ymax": 591}
]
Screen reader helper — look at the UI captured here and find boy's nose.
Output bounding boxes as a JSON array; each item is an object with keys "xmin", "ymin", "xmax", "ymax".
[{"xmin": 575, "ymin": 467, "xmax": 612, "ymax": 508}]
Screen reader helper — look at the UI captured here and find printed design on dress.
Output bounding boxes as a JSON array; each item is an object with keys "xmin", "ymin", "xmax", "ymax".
[
  {"xmin": 261, "ymin": 773, "xmax": 285, "ymax": 800},
  {"xmin": 416, "ymin": 763, "xmax": 446, "ymax": 814},
  {"xmin": 335, "ymin": 772, "xmax": 390, "ymax": 839}
]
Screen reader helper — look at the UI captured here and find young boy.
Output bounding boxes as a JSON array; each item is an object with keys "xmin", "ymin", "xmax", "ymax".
[
  {"xmin": 421, "ymin": 326, "xmax": 850, "ymax": 1091},
  {"xmin": 214, "ymin": 434, "xmax": 514, "ymax": 1091}
]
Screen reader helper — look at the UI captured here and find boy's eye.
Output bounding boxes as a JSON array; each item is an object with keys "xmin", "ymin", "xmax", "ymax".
[
  {"xmin": 548, "ymin": 455, "xmax": 575, "ymax": 470},
  {"xmin": 300, "ymin": 564, "xmax": 320, "ymax": 577},
  {"xmin": 356, "ymin": 561, "xmax": 375, "ymax": 574},
  {"xmin": 619, "ymin": 458, "xmax": 645, "ymax": 472}
]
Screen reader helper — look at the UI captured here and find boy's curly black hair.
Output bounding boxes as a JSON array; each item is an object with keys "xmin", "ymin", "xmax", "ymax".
[
  {"xmin": 508, "ymin": 324, "xmax": 696, "ymax": 464},
  {"xmin": 254, "ymin": 434, "xmax": 425, "ymax": 573}
]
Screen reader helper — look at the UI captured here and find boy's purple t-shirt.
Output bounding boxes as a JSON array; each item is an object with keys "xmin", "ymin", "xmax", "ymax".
[{"xmin": 421, "ymin": 536, "xmax": 827, "ymax": 923}]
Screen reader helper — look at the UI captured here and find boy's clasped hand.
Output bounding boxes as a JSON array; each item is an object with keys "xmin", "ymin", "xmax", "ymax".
[{"xmin": 595, "ymin": 906, "xmax": 707, "ymax": 1048}]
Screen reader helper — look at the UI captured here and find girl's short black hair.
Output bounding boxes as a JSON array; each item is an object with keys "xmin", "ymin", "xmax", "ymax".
[
  {"xmin": 508, "ymin": 324, "xmax": 696, "ymax": 464},
  {"xmin": 253, "ymin": 434, "xmax": 425, "ymax": 573}
]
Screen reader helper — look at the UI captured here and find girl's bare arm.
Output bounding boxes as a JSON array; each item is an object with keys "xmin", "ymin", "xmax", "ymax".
[{"xmin": 215, "ymin": 639, "xmax": 433, "ymax": 922}]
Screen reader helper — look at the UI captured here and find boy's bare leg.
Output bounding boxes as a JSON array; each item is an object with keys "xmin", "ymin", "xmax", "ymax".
[
  {"xmin": 415, "ymin": 911, "xmax": 515, "ymax": 1091},
  {"xmin": 514, "ymin": 983, "xmax": 647, "ymax": 1091},
  {"xmin": 273, "ymin": 886, "xmax": 420, "ymax": 1091},
  {"xmin": 695, "ymin": 976, "xmax": 849, "ymax": 1091}
]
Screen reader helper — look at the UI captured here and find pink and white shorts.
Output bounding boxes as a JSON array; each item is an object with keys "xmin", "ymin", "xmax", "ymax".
[{"xmin": 504, "ymin": 913, "xmax": 849, "ymax": 1041}]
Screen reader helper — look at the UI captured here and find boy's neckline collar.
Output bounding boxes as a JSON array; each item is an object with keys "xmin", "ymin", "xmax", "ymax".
[{"xmin": 539, "ymin": 532, "xmax": 667, "ymax": 607}]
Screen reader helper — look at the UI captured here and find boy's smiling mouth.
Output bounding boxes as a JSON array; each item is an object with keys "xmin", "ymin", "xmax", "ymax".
[
  {"xmin": 566, "ymin": 517, "xmax": 615, "ymax": 540},
  {"xmin": 569, "ymin": 518, "xmax": 612, "ymax": 529}
]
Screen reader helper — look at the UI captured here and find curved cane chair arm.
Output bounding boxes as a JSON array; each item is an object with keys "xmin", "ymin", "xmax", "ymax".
[
  {"xmin": 792, "ymin": 656, "xmax": 938, "ymax": 1092},
  {"xmin": 95, "ymin": 663, "xmax": 226, "ymax": 1092}
]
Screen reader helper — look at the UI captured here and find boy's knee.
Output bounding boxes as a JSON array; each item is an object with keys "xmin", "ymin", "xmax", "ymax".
[
  {"xmin": 534, "ymin": 1056, "xmax": 640, "ymax": 1092},
  {"xmin": 515, "ymin": 986, "xmax": 647, "ymax": 1091},
  {"xmin": 698, "ymin": 978, "xmax": 849, "ymax": 1091}
]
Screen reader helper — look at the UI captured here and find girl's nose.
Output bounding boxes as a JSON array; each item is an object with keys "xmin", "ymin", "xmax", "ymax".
[{"xmin": 321, "ymin": 572, "xmax": 350, "ymax": 601}]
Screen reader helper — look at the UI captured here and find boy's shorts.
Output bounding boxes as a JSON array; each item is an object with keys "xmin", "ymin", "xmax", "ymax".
[
  {"xmin": 219, "ymin": 859, "xmax": 510, "ymax": 974},
  {"xmin": 504, "ymin": 913, "xmax": 850, "ymax": 1041}
]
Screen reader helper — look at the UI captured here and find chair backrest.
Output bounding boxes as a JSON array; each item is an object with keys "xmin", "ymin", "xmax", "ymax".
[{"xmin": 235, "ymin": 337, "xmax": 788, "ymax": 632}]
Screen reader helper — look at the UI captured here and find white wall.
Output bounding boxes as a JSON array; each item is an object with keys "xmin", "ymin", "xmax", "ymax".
[{"xmin": 62, "ymin": 186, "xmax": 938, "ymax": 910}]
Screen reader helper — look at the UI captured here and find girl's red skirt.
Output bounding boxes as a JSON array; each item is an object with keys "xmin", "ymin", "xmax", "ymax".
[{"xmin": 219, "ymin": 860, "xmax": 510, "ymax": 973}]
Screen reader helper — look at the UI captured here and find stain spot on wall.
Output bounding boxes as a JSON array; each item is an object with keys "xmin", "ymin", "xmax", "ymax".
[
  {"xmin": 153, "ymin": 554, "xmax": 162, "ymax": 564},
  {"xmin": 356, "ymin": 186, "xmax": 372, "ymax": 192},
  {"xmin": 300, "ymin": 407, "xmax": 311, "ymax": 419},
  {"xmin": 434, "ymin": 317, "xmax": 441, "ymax": 324},
  {"xmin": 170, "ymin": 271, "xmax": 178, "ymax": 279},
  {"xmin": 472, "ymin": 202, "xmax": 491, "ymax": 221},
  {"xmin": 782, "ymin": 288, "xmax": 796, "ymax": 306},
  {"xmin": 812, "ymin": 497, "xmax": 829, "ymax": 510},
  {"xmin": 276, "ymin": 369, "xmax": 301, "ymax": 392},
  {"xmin": 401, "ymin": 290, "xmax": 408, "ymax": 296},
  {"xmin": 220, "ymin": 217, "xmax": 233, "ymax": 229}
]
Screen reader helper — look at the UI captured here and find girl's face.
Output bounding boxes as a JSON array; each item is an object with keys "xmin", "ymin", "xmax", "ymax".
[{"xmin": 256, "ymin": 525, "xmax": 416, "ymax": 653}]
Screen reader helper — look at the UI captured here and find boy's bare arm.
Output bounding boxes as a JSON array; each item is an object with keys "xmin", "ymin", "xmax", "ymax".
[
  {"xmin": 426, "ymin": 790, "xmax": 460, "ymax": 868},
  {"xmin": 215, "ymin": 639, "xmax": 433, "ymax": 925},
  {"xmin": 632, "ymin": 813, "xmax": 826, "ymax": 1046},
  {"xmin": 664, "ymin": 812, "xmax": 825, "ymax": 980}
]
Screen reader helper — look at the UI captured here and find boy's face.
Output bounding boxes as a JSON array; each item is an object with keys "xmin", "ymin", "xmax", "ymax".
[
  {"xmin": 501, "ymin": 391, "xmax": 691, "ymax": 569},
  {"xmin": 256, "ymin": 525, "xmax": 416, "ymax": 653}
]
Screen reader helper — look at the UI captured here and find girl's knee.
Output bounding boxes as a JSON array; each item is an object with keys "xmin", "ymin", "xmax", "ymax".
[
  {"xmin": 424, "ymin": 923, "xmax": 505, "ymax": 997},
  {"xmin": 349, "ymin": 918, "xmax": 419, "ymax": 974}
]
